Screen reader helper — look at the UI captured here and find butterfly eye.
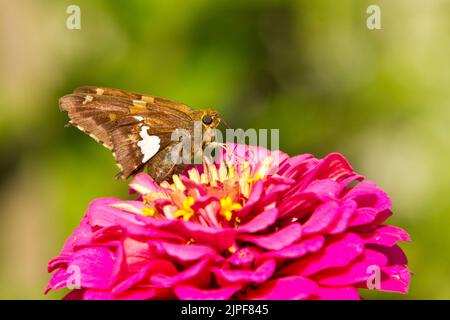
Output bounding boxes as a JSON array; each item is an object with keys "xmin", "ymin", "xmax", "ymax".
[{"xmin": 202, "ymin": 115, "xmax": 213, "ymax": 125}]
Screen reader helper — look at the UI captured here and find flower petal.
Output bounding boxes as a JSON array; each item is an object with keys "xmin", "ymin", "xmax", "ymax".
[
  {"xmin": 129, "ymin": 172, "xmax": 161, "ymax": 195},
  {"xmin": 313, "ymin": 286, "xmax": 360, "ymax": 300},
  {"xmin": 149, "ymin": 241, "xmax": 217, "ymax": 262},
  {"xmin": 238, "ymin": 223, "xmax": 302, "ymax": 250},
  {"xmin": 70, "ymin": 247, "xmax": 116, "ymax": 290},
  {"xmin": 379, "ymin": 265, "xmax": 411, "ymax": 293},
  {"xmin": 112, "ymin": 259, "xmax": 177, "ymax": 295},
  {"xmin": 328, "ymin": 200, "xmax": 357, "ymax": 234},
  {"xmin": 261, "ymin": 235, "xmax": 324, "ymax": 259},
  {"xmin": 238, "ymin": 208, "xmax": 278, "ymax": 233},
  {"xmin": 175, "ymin": 284, "xmax": 242, "ymax": 300},
  {"xmin": 244, "ymin": 276, "xmax": 317, "ymax": 300},
  {"xmin": 302, "ymin": 201, "xmax": 340, "ymax": 235},
  {"xmin": 214, "ymin": 260, "xmax": 276, "ymax": 284},
  {"xmin": 316, "ymin": 249, "xmax": 389, "ymax": 286},
  {"xmin": 284, "ymin": 233, "xmax": 364, "ymax": 276},
  {"xmin": 361, "ymin": 225, "xmax": 411, "ymax": 246},
  {"xmin": 150, "ymin": 258, "xmax": 210, "ymax": 288},
  {"xmin": 344, "ymin": 181, "xmax": 392, "ymax": 213}
]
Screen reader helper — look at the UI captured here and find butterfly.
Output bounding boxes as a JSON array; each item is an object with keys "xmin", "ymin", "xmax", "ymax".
[{"xmin": 60, "ymin": 86, "xmax": 223, "ymax": 182}]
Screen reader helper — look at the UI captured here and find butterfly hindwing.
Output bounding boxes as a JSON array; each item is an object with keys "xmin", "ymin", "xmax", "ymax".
[
  {"xmin": 146, "ymin": 141, "xmax": 187, "ymax": 182},
  {"xmin": 111, "ymin": 116, "xmax": 177, "ymax": 179}
]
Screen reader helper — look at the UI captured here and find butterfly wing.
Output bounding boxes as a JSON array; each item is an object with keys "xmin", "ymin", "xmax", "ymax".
[{"xmin": 60, "ymin": 87, "xmax": 194, "ymax": 179}]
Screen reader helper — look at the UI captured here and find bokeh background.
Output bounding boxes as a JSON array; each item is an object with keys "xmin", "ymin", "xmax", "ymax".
[{"xmin": 0, "ymin": 0, "xmax": 449, "ymax": 299}]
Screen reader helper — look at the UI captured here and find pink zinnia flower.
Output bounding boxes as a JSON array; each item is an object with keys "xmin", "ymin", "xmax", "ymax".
[{"xmin": 47, "ymin": 144, "xmax": 410, "ymax": 300}]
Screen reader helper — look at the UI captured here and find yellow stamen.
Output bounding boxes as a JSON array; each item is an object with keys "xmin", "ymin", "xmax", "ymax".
[
  {"xmin": 228, "ymin": 246, "xmax": 237, "ymax": 254},
  {"xmin": 220, "ymin": 196, "xmax": 242, "ymax": 221},
  {"xmin": 173, "ymin": 196, "xmax": 195, "ymax": 221},
  {"xmin": 247, "ymin": 173, "xmax": 261, "ymax": 184},
  {"xmin": 142, "ymin": 206, "xmax": 156, "ymax": 217},
  {"xmin": 186, "ymin": 238, "xmax": 196, "ymax": 245}
]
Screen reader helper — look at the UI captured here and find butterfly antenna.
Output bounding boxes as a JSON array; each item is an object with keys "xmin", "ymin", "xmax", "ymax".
[{"xmin": 220, "ymin": 118, "xmax": 231, "ymax": 129}]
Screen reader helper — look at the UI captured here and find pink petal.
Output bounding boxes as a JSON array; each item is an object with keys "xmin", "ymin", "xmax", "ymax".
[
  {"xmin": 277, "ymin": 154, "xmax": 315, "ymax": 179},
  {"xmin": 238, "ymin": 223, "xmax": 302, "ymax": 250},
  {"xmin": 344, "ymin": 181, "xmax": 392, "ymax": 213},
  {"xmin": 328, "ymin": 200, "xmax": 357, "ymax": 234},
  {"xmin": 278, "ymin": 192, "xmax": 321, "ymax": 218},
  {"xmin": 89, "ymin": 201, "xmax": 145, "ymax": 229},
  {"xmin": 264, "ymin": 176, "xmax": 296, "ymax": 197},
  {"xmin": 244, "ymin": 276, "xmax": 317, "ymax": 300},
  {"xmin": 46, "ymin": 268, "xmax": 71, "ymax": 292},
  {"xmin": 238, "ymin": 208, "xmax": 278, "ymax": 233},
  {"xmin": 122, "ymin": 237, "xmax": 153, "ymax": 272},
  {"xmin": 167, "ymin": 220, "xmax": 236, "ymax": 252},
  {"xmin": 312, "ymin": 153, "xmax": 355, "ymax": 183},
  {"xmin": 362, "ymin": 225, "xmax": 411, "ymax": 246},
  {"xmin": 368, "ymin": 244, "xmax": 408, "ymax": 265},
  {"xmin": 316, "ymin": 249, "xmax": 389, "ymax": 286},
  {"xmin": 237, "ymin": 180, "xmax": 264, "ymax": 217},
  {"xmin": 302, "ymin": 201, "xmax": 341, "ymax": 235},
  {"xmin": 70, "ymin": 246, "xmax": 116, "ymax": 290},
  {"xmin": 302, "ymin": 179, "xmax": 343, "ymax": 201},
  {"xmin": 112, "ymin": 260, "xmax": 177, "ymax": 295},
  {"xmin": 63, "ymin": 289, "xmax": 85, "ymax": 300},
  {"xmin": 114, "ymin": 287, "xmax": 159, "ymax": 300},
  {"xmin": 149, "ymin": 241, "xmax": 217, "ymax": 262},
  {"xmin": 379, "ymin": 265, "xmax": 410, "ymax": 293},
  {"xmin": 228, "ymin": 247, "xmax": 259, "ymax": 268},
  {"xmin": 284, "ymin": 233, "xmax": 364, "ymax": 276},
  {"xmin": 129, "ymin": 172, "xmax": 161, "ymax": 195},
  {"xmin": 82, "ymin": 290, "xmax": 113, "ymax": 300},
  {"xmin": 175, "ymin": 284, "xmax": 242, "ymax": 300},
  {"xmin": 261, "ymin": 235, "xmax": 324, "ymax": 259},
  {"xmin": 191, "ymin": 196, "xmax": 221, "ymax": 226},
  {"xmin": 313, "ymin": 286, "xmax": 361, "ymax": 300},
  {"xmin": 150, "ymin": 258, "xmax": 210, "ymax": 288},
  {"xmin": 349, "ymin": 207, "xmax": 377, "ymax": 227},
  {"xmin": 214, "ymin": 260, "xmax": 276, "ymax": 284}
]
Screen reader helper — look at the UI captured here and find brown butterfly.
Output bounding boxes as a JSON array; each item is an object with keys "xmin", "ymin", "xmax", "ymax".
[{"xmin": 60, "ymin": 86, "xmax": 222, "ymax": 182}]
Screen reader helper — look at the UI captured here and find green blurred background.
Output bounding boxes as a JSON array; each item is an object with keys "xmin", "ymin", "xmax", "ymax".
[{"xmin": 0, "ymin": 0, "xmax": 449, "ymax": 299}]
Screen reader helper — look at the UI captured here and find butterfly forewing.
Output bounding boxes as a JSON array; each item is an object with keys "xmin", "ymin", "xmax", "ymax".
[
  {"xmin": 60, "ymin": 87, "xmax": 195, "ymax": 179},
  {"xmin": 60, "ymin": 86, "xmax": 221, "ymax": 182},
  {"xmin": 73, "ymin": 86, "xmax": 193, "ymax": 114}
]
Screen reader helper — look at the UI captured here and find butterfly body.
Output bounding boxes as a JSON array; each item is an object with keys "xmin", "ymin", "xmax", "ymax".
[{"xmin": 60, "ymin": 86, "xmax": 222, "ymax": 182}]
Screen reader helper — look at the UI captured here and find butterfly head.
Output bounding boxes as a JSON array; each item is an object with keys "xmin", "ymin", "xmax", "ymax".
[{"xmin": 194, "ymin": 109, "xmax": 222, "ymax": 129}]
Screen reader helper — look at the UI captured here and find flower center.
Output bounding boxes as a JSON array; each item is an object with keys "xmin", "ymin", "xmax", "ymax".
[{"xmin": 136, "ymin": 157, "xmax": 275, "ymax": 227}]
